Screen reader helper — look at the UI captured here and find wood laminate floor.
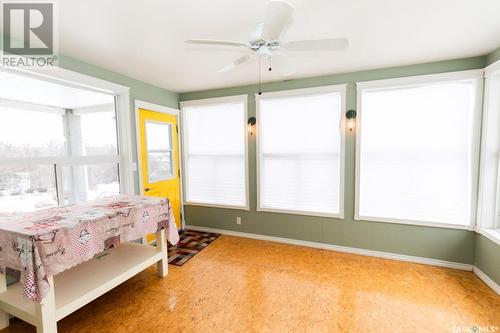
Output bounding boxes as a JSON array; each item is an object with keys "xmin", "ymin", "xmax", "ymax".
[{"xmin": 1, "ymin": 235, "xmax": 499, "ymax": 332}]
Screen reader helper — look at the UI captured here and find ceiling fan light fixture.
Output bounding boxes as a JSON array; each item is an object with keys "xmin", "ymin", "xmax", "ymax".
[{"xmin": 185, "ymin": 0, "xmax": 348, "ymax": 77}]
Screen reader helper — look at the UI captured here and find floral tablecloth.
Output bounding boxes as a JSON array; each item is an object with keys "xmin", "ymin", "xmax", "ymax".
[{"xmin": 0, "ymin": 195, "xmax": 179, "ymax": 301}]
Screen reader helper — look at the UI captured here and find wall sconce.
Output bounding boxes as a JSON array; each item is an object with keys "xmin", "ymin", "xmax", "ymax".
[
  {"xmin": 248, "ymin": 117, "xmax": 256, "ymax": 136},
  {"xmin": 346, "ymin": 110, "xmax": 357, "ymax": 133}
]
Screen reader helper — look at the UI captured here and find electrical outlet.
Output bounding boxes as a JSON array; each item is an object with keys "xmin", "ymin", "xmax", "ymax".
[{"xmin": 236, "ymin": 216, "xmax": 242, "ymax": 225}]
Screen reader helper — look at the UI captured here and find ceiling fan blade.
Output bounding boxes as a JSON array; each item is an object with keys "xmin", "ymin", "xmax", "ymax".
[
  {"xmin": 284, "ymin": 38, "xmax": 349, "ymax": 51},
  {"xmin": 261, "ymin": 0, "xmax": 294, "ymax": 41},
  {"xmin": 219, "ymin": 54, "xmax": 256, "ymax": 73},
  {"xmin": 185, "ymin": 39, "xmax": 250, "ymax": 48}
]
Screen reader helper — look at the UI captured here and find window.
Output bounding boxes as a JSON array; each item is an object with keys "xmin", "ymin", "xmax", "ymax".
[
  {"xmin": 0, "ymin": 105, "xmax": 66, "ymax": 158},
  {"xmin": 145, "ymin": 121, "xmax": 174, "ymax": 182},
  {"xmin": 181, "ymin": 96, "xmax": 248, "ymax": 209},
  {"xmin": 257, "ymin": 86, "xmax": 346, "ymax": 217},
  {"xmin": 60, "ymin": 163, "xmax": 120, "ymax": 205},
  {"xmin": 0, "ymin": 165, "xmax": 58, "ymax": 212},
  {"xmin": 477, "ymin": 61, "xmax": 500, "ymax": 244},
  {"xmin": 356, "ymin": 71, "xmax": 482, "ymax": 228},
  {"xmin": 0, "ymin": 72, "xmax": 123, "ymax": 214},
  {"xmin": 79, "ymin": 109, "xmax": 118, "ymax": 155}
]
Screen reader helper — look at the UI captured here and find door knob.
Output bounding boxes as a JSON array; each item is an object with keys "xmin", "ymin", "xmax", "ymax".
[{"xmin": 144, "ymin": 187, "xmax": 152, "ymax": 192}]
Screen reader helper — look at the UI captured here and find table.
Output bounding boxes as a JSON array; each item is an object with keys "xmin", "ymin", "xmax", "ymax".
[{"xmin": 0, "ymin": 195, "xmax": 178, "ymax": 333}]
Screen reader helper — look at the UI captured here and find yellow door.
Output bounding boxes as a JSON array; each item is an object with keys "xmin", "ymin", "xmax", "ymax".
[{"xmin": 138, "ymin": 108, "xmax": 181, "ymax": 243}]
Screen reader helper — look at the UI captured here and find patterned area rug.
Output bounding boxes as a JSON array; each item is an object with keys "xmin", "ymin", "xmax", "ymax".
[{"xmin": 168, "ymin": 230, "xmax": 220, "ymax": 266}]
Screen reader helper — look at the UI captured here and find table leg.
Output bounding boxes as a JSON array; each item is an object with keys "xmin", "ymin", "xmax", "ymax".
[
  {"xmin": 0, "ymin": 272, "xmax": 8, "ymax": 330},
  {"xmin": 156, "ymin": 229, "xmax": 168, "ymax": 277},
  {"xmin": 35, "ymin": 275, "xmax": 57, "ymax": 333}
]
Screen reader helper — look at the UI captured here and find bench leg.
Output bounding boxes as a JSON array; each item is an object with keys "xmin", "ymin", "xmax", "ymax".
[
  {"xmin": 0, "ymin": 272, "xmax": 8, "ymax": 330},
  {"xmin": 35, "ymin": 275, "xmax": 57, "ymax": 333},
  {"xmin": 156, "ymin": 229, "xmax": 168, "ymax": 277}
]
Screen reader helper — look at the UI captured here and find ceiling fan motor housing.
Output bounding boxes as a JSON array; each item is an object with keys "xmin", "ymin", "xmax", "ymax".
[{"xmin": 251, "ymin": 40, "xmax": 280, "ymax": 56}]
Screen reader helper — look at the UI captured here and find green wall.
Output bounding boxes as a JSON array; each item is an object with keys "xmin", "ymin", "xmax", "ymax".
[
  {"xmin": 475, "ymin": 234, "xmax": 500, "ymax": 285},
  {"xmin": 179, "ymin": 56, "xmax": 487, "ymax": 265},
  {"xmin": 486, "ymin": 46, "xmax": 500, "ymax": 65},
  {"xmin": 58, "ymin": 56, "xmax": 179, "ymax": 192}
]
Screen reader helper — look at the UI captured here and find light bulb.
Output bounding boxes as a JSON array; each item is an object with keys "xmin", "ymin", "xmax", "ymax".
[
  {"xmin": 248, "ymin": 124, "xmax": 254, "ymax": 135},
  {"xmin": 347, "ymin": 119, "xmax": 355, "ymax": 133}
]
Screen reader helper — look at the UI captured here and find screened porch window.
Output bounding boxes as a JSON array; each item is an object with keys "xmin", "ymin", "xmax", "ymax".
[{"xmin": 0, "ymin": 72, "xmax": 121, "ymax": 214}]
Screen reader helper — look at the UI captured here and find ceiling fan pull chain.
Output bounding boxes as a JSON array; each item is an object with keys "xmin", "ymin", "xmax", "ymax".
[{"xmin": 269, "ymin": 55, "xmax": 272, "ymax": 72}]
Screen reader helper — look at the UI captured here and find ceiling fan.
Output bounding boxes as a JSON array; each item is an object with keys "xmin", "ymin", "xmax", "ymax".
[{"xmin": 185, "ymin": 0, "xmax": 348, "ymax": 76}]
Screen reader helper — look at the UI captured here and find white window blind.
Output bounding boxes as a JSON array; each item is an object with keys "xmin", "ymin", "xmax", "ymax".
[
  {"xmin": 182, "ymin": 97, "xmax": 247, "ymax": 208},
  {"xmin": 257, "ymin": 88, "xmax": 344, "ymax": 216},
  {"xmin": 356, "ymin": 74, "xmax": 481, "ymax": 227}
]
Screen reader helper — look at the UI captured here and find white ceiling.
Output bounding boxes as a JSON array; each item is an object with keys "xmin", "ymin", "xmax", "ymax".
[{"xmin": 56, "ymin": 0, "xmax": 500, "ymax": 93}]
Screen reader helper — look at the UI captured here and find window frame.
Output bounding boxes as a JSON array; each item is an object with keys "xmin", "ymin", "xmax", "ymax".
[
  {"xmin": 144, "ymin": 120, "xmax": 175, "ymax": 183},
  {"xmin": 255, "ymin": 84, "xmax": 347, "ymax": 218},
  {"xmin": 477, "ymin": 60, "xmax": 500, "ymax": 245},
  {"xmin": 0, "ymin": 65, "xmax": 134, "ymax": 212},
  {"xmin": 354, "ymin": 70, "xmax": 483, "ymax": 230},
  {"xmin": 180, "ymin": 95, "xmax": 250, "ymax": 211}
]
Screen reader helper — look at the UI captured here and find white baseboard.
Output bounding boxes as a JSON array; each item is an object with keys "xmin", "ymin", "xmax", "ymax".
[
  {"xmin": 186, "ymin": 225, "xmax": 473, "ymax": 271},
  {"xmin": 473, "ymin": 267, "xmax": 500, "ymax": 295}
]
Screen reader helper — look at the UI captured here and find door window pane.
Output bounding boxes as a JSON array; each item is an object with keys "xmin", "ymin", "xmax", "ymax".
[
  {"xmin": 0, "ymin": 165, "xmax": 58, "ymax": 214},
  {"xmin": 146, "ymin": 122, "xmax": 172, "ymax": 151},
  {"xmin": 146, "ymin": 122, "xmax": 173, "ymax": 182},
  {"xmin": 148, "ymin": 152, "xmax": 173, "ymax": 182}
]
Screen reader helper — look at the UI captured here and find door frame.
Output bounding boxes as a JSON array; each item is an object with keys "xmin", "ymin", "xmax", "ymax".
[{"xmin": 134, "ymin": 99, "xmax": 185, "ymax": 229}]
